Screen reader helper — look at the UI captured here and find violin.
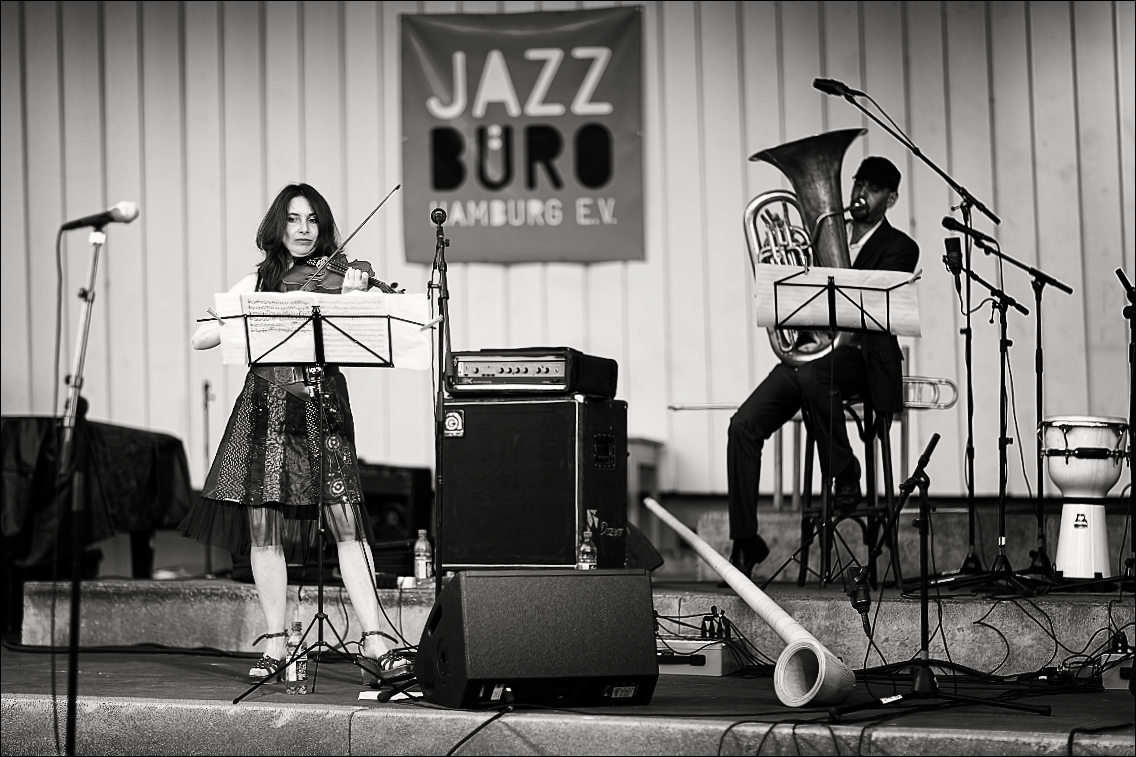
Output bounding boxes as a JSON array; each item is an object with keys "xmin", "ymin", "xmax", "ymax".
[
  {"xmin": 278, "ymin": 184, "xmax": 404, "ymax": 295},
  {"xmin": 282, "ymin": 184, "xmax": 404, "ymax": 295},
  {"xmin": 283, "ymin": 251, "xmax": 403, "ymax": 294}
]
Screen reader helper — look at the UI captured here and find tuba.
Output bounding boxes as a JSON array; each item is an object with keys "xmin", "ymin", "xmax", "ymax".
[{"xmin": 744, "ymin": 128, "xmax": 866, "ymax": 367}]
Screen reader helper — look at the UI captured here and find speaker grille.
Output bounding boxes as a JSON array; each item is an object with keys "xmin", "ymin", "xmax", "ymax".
[
  {"xmin": 414, "ymin": 569, "xmax": 658, "ymax": 708},
  {"xmin": 440, "ymin": 397, "xmax": 628, "ymax": 568},
  {"xmin": 459, "ymin": 572, "xmax": 656, "ymax": 678}
]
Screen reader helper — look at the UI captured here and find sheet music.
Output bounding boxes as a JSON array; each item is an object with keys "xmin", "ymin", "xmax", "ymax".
[
  {"xmin": 753, "ymin": 264, "xmax": 921, "ymax": 337},
  {"xmin": 244, "ymin": 294, "xmax": 319, "ymax": 363},
  {"xmin": 318, "ymin": 293, "xmax": 433, "ymax": 370},
  {"xmin": 213, "ymin": 292, "xmax": 250, "ymax": 365},
  {"xmin": 212, "ymin": 291, "xmax": 433, "ymax": 370},
  {"xmin": 378, "ymin": 293, "xmax": 433, "ymax": 371}
]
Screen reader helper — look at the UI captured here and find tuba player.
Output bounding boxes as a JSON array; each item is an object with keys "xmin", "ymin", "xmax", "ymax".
[{"xmin": 726, "ymin": 156, "xmax": 919, "ymax": 580}]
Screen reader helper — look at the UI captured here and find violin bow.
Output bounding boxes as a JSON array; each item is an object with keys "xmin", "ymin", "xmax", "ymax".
[{"xmin": 299, "ymin": 183, "xmax": 401, "ymax": 291}]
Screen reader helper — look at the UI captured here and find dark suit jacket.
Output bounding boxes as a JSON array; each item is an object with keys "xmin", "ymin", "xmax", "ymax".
[{"xmin": 850, "ymin": 217, "xmax": 920, "ymax": 416}]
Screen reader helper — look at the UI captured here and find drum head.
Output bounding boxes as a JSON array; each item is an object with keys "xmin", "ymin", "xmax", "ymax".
[
  {"xmin": 1041, "ymin": 415, "xmax": 1127, "ymax": 427},
  {"xmin": 1041, "ymin": 415, "xmax": 1128, "ymax": 498}
]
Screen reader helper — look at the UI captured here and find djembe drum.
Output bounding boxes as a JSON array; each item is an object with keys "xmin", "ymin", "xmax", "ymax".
[{"xmin": 1042, "ymin": 416, "xmax": 1129, "ymax": 579}]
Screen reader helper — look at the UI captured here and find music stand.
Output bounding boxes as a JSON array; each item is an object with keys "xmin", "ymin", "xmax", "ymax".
[
  {"xmin": 754, "ymin": 263, "xmax": 921, "ymax": 586},
  {"xmin": 209, "ymin": 290, "xmax": 431, "ymax": 703}
]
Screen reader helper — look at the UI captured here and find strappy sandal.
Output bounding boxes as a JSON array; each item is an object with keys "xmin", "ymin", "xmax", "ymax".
[
  {"xmin": 248, "ymin": 630, "xmax": 287, "ymax": 683},
  {"xmin": 357, "ymin": 630, "xmax": 414, "ymax": 688}
]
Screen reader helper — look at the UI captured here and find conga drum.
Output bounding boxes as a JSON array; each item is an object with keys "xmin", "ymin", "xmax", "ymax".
[{"xmin": 1042, "ymin": 416, "xmax": 1129, "ymax": 579}]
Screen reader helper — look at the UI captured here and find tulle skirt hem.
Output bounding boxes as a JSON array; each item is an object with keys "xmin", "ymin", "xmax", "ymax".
[{"xmin": 178, "ymin": 495, "xmax": 373, "ymax": 560}]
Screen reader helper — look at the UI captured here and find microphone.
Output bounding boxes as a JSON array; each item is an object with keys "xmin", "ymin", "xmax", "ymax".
[
  {"xmin": 430, "ymin": 207, "xmax": 447, "ymax": 225},
  {"xmin": 60, "ymin": 201, "xmax": 139, "ymax": 231},
  {"xmin": 941, "ymin": 216, "xmax": 997, "ymax": 247},
  {"xmin": 812, "ymin": 78, "xmax": 865, "ymax": 98},
  {"xmin": 815, "ymin": 198, "xmax": 867, "ymax": 234},
  {"xmin": 1115, "ymin": 267, "xmax": 1135, "ymax": 302},
  {"xmin": 849, "ymin": 566, "xmax": 872, "ymax": 638},
  {"xmin": 943, "ymin": 237, "xmax": 962, "ymax": 295},
  {"xmin": 914, "ymin": 433, "xmax": 941, "ymax": 476}
]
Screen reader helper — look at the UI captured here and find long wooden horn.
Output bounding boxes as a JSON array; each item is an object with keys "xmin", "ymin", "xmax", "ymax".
[{"xmin": 643, "ymin": 497, "xmax": 855, "ymax": 707}]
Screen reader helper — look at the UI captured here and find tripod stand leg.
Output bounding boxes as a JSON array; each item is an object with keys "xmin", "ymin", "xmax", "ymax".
[
  {"xmin": 935, "ymin": 692, "xmax": 1050, "ymax": 715},
  {"xmin": 829, "ymin": 686, "xmax": 1052, "ymax": 722},
  {"xmin": 759, "ymin": 518, "xmax": 823, "ymax": 589},
  {"xmin": 377, "ymin": 674, "xmax": 418, "ymax": 702}
]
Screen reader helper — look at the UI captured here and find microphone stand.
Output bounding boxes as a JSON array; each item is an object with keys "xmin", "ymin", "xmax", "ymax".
[
  {"xmin": 970, "ymin": 241, "xmax": 1073, "ymax": 578},
  {"xmin": 924, "ymin": 265, "xmax": 1045, "ymax": 595},
  {"xmin": 830, "ymin": 435, "xmax": 1051, "ymax": 722},
  {"xmin": 202, "ymin": 380, "xmax": 216, "ymax": 578},
  {"xmin": 57, "ymin": 226, "xmax": 111, "ymax": 756},
  {"xmin": 957, "ymin": 207, "xmax": 985, "ymax": 579},
  {"xmin": 823, "ymin": 88, "xmax": 999, "ymax": 226},
  {"xmin": 940, "ymin": 233, "xmax": 984, "ymax": 579},
  {"xmin": 820, "ymin": 85, "xmax": 999, "ymax": 581},
  {"xmin": 1116, "ymin": 268, "xmax": 1135, "ymax": 591},
  {"xmin": 430, "ymin": 214, "xmax": 452, "ymax": 598}
]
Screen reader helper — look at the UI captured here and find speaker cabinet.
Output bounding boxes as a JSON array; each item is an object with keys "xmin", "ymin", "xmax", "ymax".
[
  {"xmin": 358, "ymin": 462, "xmax": 433, "ymax": 542},
  {"xmin": 413, "ymin": 570, "xmax": 658, "ymax": 708},
  {"xmin": 440, "ymin": 397, "xmax": 628, "ymax": 569}
]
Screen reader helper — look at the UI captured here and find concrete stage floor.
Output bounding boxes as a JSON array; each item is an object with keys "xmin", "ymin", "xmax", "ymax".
[{"xmin": 3, "ymin": 582, "xmax": 1134, "ymax": 756}]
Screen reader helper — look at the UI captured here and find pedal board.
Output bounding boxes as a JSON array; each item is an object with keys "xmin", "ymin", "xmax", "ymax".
[{"xmin": 655, "ymin": 637, "xmax": 743, "ymax": 677}]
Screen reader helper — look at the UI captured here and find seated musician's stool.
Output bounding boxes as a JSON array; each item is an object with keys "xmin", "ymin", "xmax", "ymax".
[{"xmin": 796, "ymin": 397, "xmax": 902, "ymax": 588}]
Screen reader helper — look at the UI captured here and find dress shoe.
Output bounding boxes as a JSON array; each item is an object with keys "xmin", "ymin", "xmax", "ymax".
[
  {"xmin": 833, "ymin": 458, "xmax": 863, "ymax": 515},
  {"xmin": 719, "ymin": 535, "xmax": 770, "ymax": 585}
]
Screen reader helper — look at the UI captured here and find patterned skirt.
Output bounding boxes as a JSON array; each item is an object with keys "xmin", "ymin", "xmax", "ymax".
[{"xmin": 178, "ymin": 368, "xmax": 373, "ymax": 559}]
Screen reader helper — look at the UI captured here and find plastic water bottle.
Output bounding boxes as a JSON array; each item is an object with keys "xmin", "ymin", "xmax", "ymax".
[
  {"xmin": 414, "ymin": 529, "xmax": 434, "ymax": 581},
  {"xmin": 576, "ymin": 529, "xmax": 598, "ymax": 570},
  {"xmin": 285, "ymin": 621, "xmax": 307, "ymax": 695}
]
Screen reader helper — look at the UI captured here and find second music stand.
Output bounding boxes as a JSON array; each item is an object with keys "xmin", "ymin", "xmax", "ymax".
[{"xmin": 754, "ymin": 263, "xmax": 922, "ymax": 586}]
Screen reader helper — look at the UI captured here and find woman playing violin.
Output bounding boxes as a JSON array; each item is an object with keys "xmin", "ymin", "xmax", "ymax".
[{"xmin": 180, "ymin": 183, "xmax": 393, "ymax": 684}]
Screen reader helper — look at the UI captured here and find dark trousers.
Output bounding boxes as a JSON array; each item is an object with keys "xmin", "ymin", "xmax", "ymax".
[{"xmin": 727, "ymin": 346, "xmax": 868, "ymax": 540}]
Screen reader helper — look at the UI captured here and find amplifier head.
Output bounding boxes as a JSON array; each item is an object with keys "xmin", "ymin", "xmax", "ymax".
[{"xmin": 447, "ymin": 348, "xmax": 617, "ymax": 399}]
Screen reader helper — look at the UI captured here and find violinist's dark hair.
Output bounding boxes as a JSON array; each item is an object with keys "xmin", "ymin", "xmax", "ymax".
[{"xmin": 256, "ymin": 183, "xmax": 341, "ymax": 292}]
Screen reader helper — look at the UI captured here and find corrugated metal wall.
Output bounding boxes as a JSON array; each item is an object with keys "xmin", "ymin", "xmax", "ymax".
[{"xmin": 1, "ymin": 1, "xmax": 1132, "ymax": 499}]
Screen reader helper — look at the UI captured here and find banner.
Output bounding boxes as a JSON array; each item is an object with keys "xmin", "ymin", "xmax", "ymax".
[{"xmin": 401, "ymin": 8, "xmax": 644, "ymax": 264}]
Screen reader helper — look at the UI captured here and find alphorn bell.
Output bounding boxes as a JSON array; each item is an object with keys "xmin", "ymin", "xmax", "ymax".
[{"xmin": 644, "ymin": 497, "xmax": 855, "ymax": 707}]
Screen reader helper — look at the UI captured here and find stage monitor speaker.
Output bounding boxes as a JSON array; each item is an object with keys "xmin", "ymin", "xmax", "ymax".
[
  {"xmin": 440, "ymin": 397, "xmax": 628, "ymax": 569},
  {"xmin": 413, "ymin": 569, "xmax": 658, "ymax": 708}
]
